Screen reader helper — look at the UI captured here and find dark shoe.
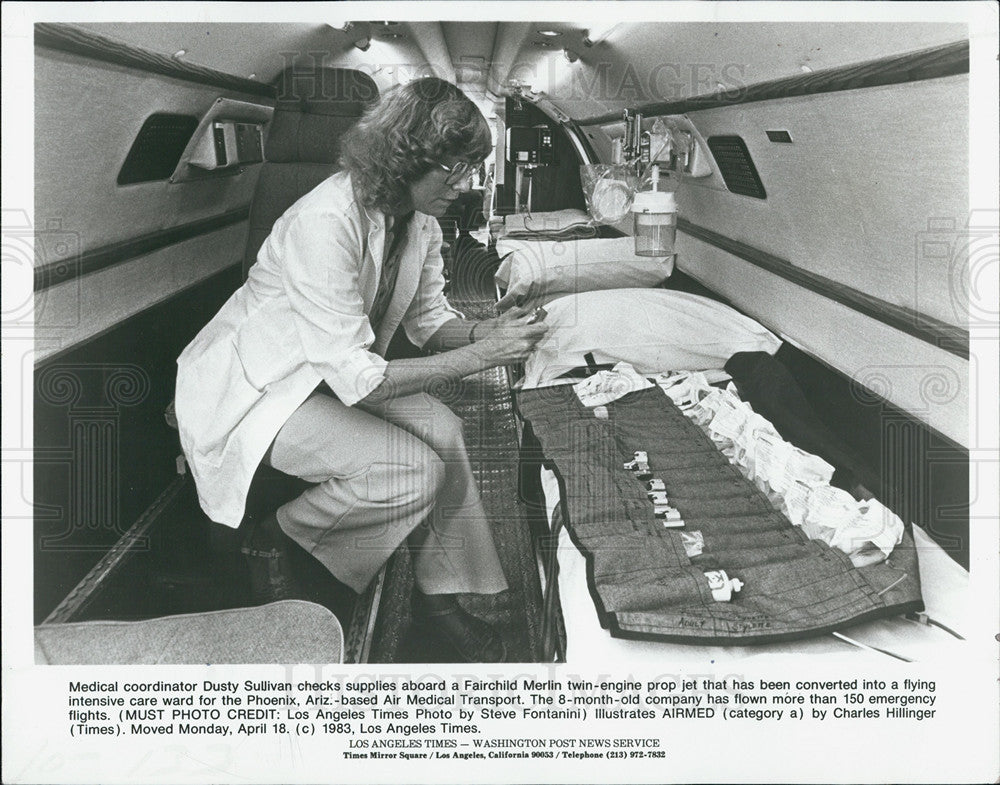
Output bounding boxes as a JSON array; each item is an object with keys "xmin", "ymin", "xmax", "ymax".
[
  {"xmin": 241, "ymin": 512, "xmax": 302, "ymax": 604},
  {"xmin": 411, "ymin": 592, "xmax": 507, "ymax": 663}
]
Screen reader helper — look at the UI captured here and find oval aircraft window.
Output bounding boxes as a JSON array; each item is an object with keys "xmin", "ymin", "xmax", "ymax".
[{"xmin": 117, "ymin": 112, "xmax": 199, "ymax": 185}]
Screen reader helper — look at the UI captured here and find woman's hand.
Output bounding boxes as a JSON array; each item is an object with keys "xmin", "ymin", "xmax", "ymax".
[
  {"xmin": 360, "ymin": 308, "xmax": 549, "ymax": 405},
  {"xmin": 475, "ymin": 304, "xmax": 541, "ymax": 340},
  {"xmin": 473, "ymin": 305, "xmax": 550, "ymax": 365}
]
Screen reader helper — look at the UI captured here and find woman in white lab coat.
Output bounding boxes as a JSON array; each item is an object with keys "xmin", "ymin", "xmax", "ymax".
[{"xmin": 175, "ymin": 78, "xmax": 548, "ymax": 662}]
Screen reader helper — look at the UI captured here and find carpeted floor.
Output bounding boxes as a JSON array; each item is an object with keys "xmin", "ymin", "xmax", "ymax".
[{"xmin": 367, "ymin": 252, "xmax": 546, "ymax": 664}]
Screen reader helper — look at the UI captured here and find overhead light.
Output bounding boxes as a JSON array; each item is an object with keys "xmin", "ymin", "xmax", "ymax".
[
  {"xmin": 537, "ymin": 29, "xmax": 560, "ymax": 37},
  {"xmin": 563, "ymin": 48, "xmax": 579, "ymax": 64},
  {"xmin": 172, "ymin": 49, "xmax": 187, "ymax": 59},
  {"xmin": 353, "ymin": 35, "xmax": 372, "ymax": 52},
  {"xmin": 583, "ymin": 22, "xmax": 619, "ymax": 46}
]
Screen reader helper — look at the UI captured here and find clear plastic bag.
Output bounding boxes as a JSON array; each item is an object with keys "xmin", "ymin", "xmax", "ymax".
[
  {"xmin": 649, "ymin": 117, "xmax": 672, "ymax": 164},
  {"xmin": 580, "ymin": 164, "xmax": 638, "ymax": 223}
]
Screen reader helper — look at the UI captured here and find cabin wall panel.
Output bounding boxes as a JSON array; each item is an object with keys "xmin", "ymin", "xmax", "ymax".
[
  {"xmin": 34, "ymin": 223, "xmax": 246, "ymax": 363},
  {"xmin": 546, "ymin": 23, "xmax": 966, "ymax": 121},
  {"xmin": 33, "ymin": 264, "xmax": 243, "ymax": 622},
  {"xmin": 34, "ymin": 48, "xmax": 267, "ymax": 264},
  {"xmin": 676, "ymin": 231, "xmax": 968, "ymax": 448},
  {"xmin": 674, "ymin": 76, "xmax": 968, "ymax": 327}
]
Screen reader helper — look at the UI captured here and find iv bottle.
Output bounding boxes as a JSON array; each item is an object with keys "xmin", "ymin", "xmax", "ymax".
[
  {"xmin": 611, "ymin": 137, "xmax": 624, "ymax": 165},
  {"xmin": 632, "ymin": 164, "xmax": 677, "ymax": 257},
  {"xmin": 650, "ymin": 117, "xmax": 671, "ymax": 164}
]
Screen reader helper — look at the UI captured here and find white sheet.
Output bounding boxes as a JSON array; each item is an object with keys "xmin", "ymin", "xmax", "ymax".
[{"xmin": 539, "ymin": 467, "xmax": 969, "ymax": 664}]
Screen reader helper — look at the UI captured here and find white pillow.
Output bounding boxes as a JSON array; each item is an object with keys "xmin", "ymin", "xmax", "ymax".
[
  {"xmin": 521, "ymin": 288, "xmax": 782, "ymax": 389},
  {"xmin": 495, "ymin": 236, "xmax": 673, "ymax": 310}
]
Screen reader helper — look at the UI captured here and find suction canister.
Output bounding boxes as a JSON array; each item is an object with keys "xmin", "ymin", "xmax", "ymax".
[{"xmin": 631, "ymin": 166, "xmax": 677, "ymax": 257}]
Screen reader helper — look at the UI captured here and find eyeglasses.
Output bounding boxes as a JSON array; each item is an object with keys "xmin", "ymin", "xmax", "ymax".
[{"xmin": 434, "ymin": 160, "xmax": 477, "ymax": 186}]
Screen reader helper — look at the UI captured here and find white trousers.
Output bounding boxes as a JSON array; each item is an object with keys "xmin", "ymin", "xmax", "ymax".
[{"xmin": 265, "ymin": 390, "xmax": 509, "ymax": 595}]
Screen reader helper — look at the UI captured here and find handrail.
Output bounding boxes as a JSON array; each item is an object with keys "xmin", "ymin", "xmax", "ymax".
[{"xmin": 35, "ymin": 206, "xmax": 250, "ymax": 291}]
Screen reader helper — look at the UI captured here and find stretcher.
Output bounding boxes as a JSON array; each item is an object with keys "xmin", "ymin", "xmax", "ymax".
[
  {"xmin": 493, "ymin": 214, "xmax": 968, "ymax": 664},
  {"xmin": 516, "ymin": 382, "xmax": 968, "ymax": 663}
]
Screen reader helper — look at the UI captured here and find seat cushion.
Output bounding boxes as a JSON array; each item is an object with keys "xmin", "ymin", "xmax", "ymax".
[
  {"xmin": 243, "ymin": 162, "xmax": 339, "ymax": 275},
  {"xmin": 241, "ymin": 66, "xmax": 378, "ymax": 278},
  {"xmin": 34, "ymin": 600, "xmax": 343, "ymax": 664}
]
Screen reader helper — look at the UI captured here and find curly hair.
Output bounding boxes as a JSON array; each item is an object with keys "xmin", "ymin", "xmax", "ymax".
[{"xmin": 340, "ymin": 77, "xmax": 492, "ymax": 213}]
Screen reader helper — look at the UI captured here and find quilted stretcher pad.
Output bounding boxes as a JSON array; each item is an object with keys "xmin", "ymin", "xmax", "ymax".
[{"xmin": 517, "ymin": 384, "xmax": 924, "ymax": 644}]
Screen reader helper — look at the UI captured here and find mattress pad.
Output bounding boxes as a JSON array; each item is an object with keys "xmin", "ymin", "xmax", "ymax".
[{"xmin": 517, "ymin": 384, "xmax": 924, "ymax": 644}]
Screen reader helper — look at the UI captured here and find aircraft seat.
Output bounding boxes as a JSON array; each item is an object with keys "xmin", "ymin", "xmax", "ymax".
[
  {"xmin": 165, "ymin": 67, "xmax": 380, "ymax": 587},
  {"xmin": 243, "ymin": 65, "xmax": 379, "ymax": 278},
  {"xmin": 232, "ymin": 65, "xmax": 380, "ymax": 528}
]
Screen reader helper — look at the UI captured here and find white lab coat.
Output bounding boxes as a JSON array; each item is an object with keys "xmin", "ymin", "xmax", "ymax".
[{"xmin": 175, "ymin": 171, "xmax": 463, "ymax": 526}]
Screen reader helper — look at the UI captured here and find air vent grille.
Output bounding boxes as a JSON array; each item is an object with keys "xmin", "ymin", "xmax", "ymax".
[
  {"xmin": 706, "ymin": 135, "xmax": 766, "ymax": 199},
  {"xmin": 117, "ymin": 113, "xmax": 199, "ymax": 185}
]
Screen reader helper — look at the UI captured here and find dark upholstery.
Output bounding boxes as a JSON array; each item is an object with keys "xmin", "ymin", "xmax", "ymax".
[
  {"xmin": 243, "ymin": 66, "xmax": 378, "ymax": 278},
  {"xmin": 724, "ymin": 351, "xmax": 878, "ymax": 494}
]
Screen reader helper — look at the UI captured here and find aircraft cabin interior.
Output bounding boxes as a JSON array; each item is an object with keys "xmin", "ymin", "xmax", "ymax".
[{"xmin": 27, "ymin": 17, "xmax": 985, "ymax": 666}]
